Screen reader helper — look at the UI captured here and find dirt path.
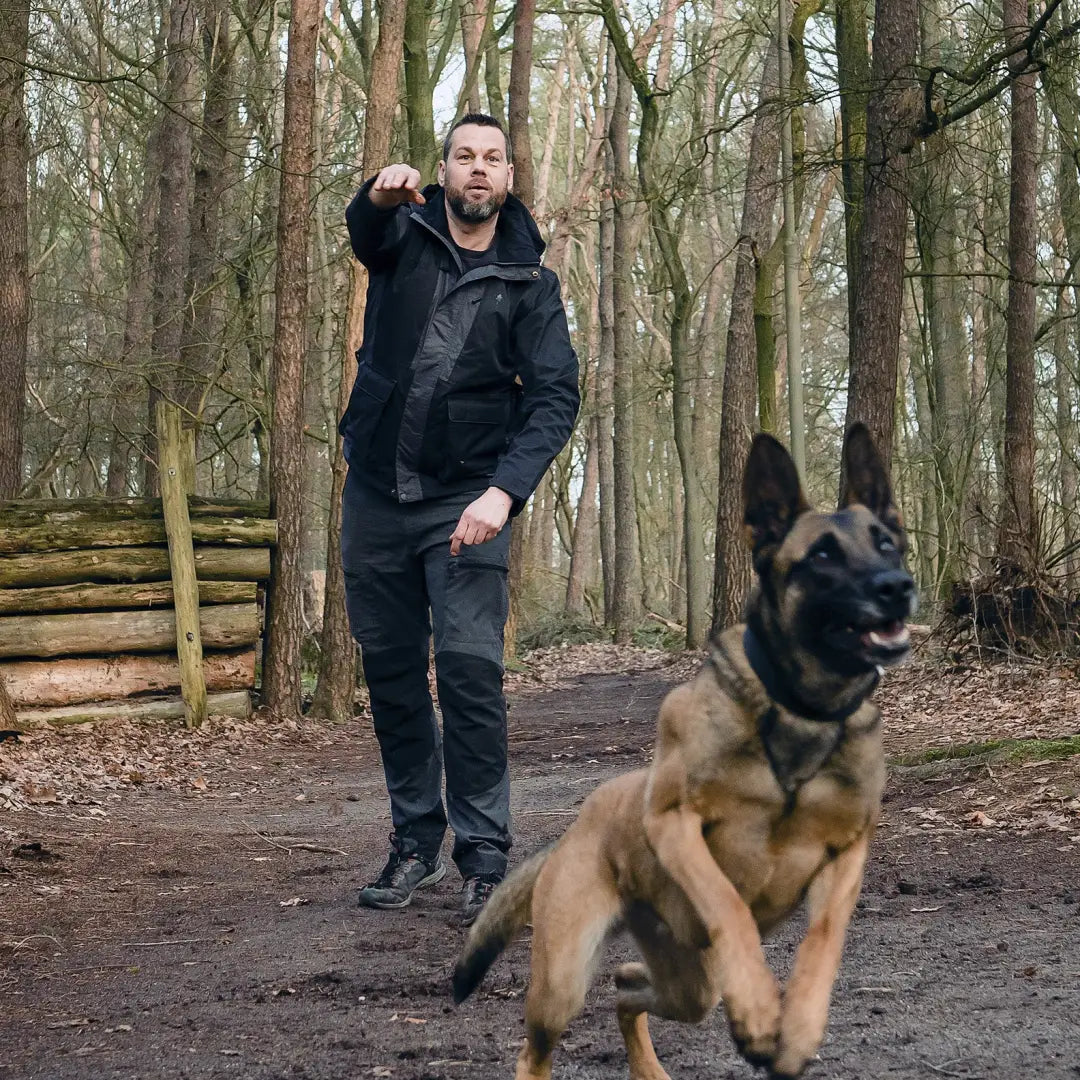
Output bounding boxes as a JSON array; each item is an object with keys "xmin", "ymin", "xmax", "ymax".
[{"xmin": 1, "ymin": 661, "xmax": 1078, "ymax": 1079}]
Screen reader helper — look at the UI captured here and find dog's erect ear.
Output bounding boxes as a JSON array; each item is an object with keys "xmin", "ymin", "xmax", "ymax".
[
  {"xmin": 743, "ymin": 433, "xmax": 811, "ymax": 557},
  {"xmin": 839, "ymin": 422, "xmax": 903, "ymax": 532}
]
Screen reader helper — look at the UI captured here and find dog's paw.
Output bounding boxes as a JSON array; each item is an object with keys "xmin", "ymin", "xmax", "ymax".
[
  {"xmin": 767, "ymin": 1047, "xmax": 813, "ymax": 1079},
  {"xmin": 725, "ymin": 971, "xmax": 782, "ymax": 1068}
]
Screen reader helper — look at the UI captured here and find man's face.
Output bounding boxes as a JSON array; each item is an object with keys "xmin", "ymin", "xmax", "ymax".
[{"xmin": 439, "ymin": 124, "xmax": 514, "ymax": 224}]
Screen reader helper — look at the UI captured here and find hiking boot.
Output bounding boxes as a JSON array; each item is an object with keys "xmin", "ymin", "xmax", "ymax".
[
  {"xmin": 460, "ymin": 873, "xmax": 502, "ymax": 927},
  {"xmin": 358, "ymin": 839, "xmax": 445, "ymax": 910}
]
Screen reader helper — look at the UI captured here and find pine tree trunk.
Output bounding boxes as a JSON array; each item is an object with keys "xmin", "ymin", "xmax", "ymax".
[
  {"xmin": 713, "ymin": 43, "xmax": 781, "ymax": 632},
  {"xmin": 144, "ymin": 0, "xmax": 200, "ymax": 496},
  {"xmin": 0, "ymin": 0, "xmax": 30, "ymax": 499},
  {"xmin": 311, "ymin": 0, "xmax": 407, "ymax": 721},
  {"xmin": 177, "ymin": 0, "xmax": 233, "ymax": 427},
  {"xmin": 262, "ymin": 0, "xmax": 320, "ymax": 716},
  {"xmin": 507, "ymin": 0, "xmax": 536, "ymax": 208},
  {"xmin": 997, "ymin": 0, "xmax": 1038, "ymax": 569},
  {"xmin": 842, "ymin": 0, "xmax": 918, "ymax": 472}
]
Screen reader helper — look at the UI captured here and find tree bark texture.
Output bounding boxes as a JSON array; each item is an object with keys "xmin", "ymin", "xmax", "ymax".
[
  {"xmin": 145, "ymin": 0, "xmax": 200, "ymax": 494},
  {"xmin": 262, "ymin": 0, "xmax": 320, "ymax": 716},
  {"xmin": 0, "ymin": 546, "xmax": 270, "ymax": 588},
  {"xmin": 713, "ymin": 43, "xmax": 781, "ymax": 633},
  {"xmin": 0, "ymin": 0, "xmax": 30, "ymax": 499},
  {"xmin": 507, "ymin": 0, "xmax": 536, "ymax": 207},
  {"xmin": 997, "ymin": 0, "xmax": 1039, "ymax": 568},
  {"xmin": 842, "ymin": 0, "xmax": 918, "ymax": 474},
  {"xmin": 0, "ymin": 604, "xmax": 260, "ymax": 659},
  {"xmin": 312, "ymin": 0, "xmax": 406, "ymax": 722},
  {"xmin": 1, "ymin": 650, "xmax": 255, "ymax": 707}
]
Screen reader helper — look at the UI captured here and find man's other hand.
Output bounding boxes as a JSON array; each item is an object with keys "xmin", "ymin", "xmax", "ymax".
[
  {"xmin": 450, "ymin": 488, "xmax": 513, "ymax": 556},
  {"xmin": 369, "ymin": 164, "xmax": 426, "ymax": 209}
]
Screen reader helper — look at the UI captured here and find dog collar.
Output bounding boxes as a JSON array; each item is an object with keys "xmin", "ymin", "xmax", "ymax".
[{"xmin": 741, "ymin": 626, "xmax": 878, "ymax": 726}]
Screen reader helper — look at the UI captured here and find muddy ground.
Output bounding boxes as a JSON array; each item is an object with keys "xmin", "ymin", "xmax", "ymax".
[{"xmin": 1, "ymin": 653, "xmax": 1079, "ymax": 1080}]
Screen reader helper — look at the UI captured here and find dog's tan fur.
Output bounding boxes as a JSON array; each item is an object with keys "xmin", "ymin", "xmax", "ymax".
[{"xmin": 453, "ymin": 425, "xmax": 912, "ymax": 1080}]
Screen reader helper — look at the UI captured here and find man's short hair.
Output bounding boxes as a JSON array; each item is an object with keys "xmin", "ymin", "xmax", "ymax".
[{"xmin": 441, "ymin": 113, "xmax": 513, "ymax": 164}]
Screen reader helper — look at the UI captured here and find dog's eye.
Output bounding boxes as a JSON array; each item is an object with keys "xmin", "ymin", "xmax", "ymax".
[
  {"xmin": 812, "ymin": 547, "xmax": 834, "ymax": 563},
  {"xmin": 876, "ymin": 534, "xmax": 896, "ymax": 553}
]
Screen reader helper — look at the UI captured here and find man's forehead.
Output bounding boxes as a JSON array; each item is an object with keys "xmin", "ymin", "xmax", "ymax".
[{"xmin": 448, "ymin": 125, "xmax": 507, "ymax": 155}]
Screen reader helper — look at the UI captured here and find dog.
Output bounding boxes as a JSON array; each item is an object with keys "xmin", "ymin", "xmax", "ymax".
[{"xmin": 452, "ymin": 423, "xmax": 915, "ymax": 1080}]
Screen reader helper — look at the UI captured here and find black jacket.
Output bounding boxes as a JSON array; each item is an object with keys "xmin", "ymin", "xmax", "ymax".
[{"xmin": 340, "ymin": 180, "xmax": 580, "ymax": 513}]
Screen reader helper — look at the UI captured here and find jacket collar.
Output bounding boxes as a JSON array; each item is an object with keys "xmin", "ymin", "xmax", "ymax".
[{"xmin": 414, "ymin": 185, "xmax": 545, "ymax": 265}]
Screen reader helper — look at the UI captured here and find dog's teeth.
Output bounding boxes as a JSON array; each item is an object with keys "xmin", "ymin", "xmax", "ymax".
[{"xmin": 868, "ymin": 631, "xmax": 883, "ymax": 646}]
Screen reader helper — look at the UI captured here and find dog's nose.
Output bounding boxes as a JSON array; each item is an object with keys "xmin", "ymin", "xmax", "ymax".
[{"xmin": 870, "ymin": 570, "xmax": 915, "ymax": 609}]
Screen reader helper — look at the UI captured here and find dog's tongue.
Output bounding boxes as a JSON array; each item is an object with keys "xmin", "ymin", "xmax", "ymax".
[{"xmin": 862, "ymin": 621, "xmax": 909, "ymax": 649}]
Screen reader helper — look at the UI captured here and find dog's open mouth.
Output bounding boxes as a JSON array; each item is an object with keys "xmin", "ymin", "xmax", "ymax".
[{"xmin": 855, "ymin": 619, "xmax": 910, "ymax": 655}]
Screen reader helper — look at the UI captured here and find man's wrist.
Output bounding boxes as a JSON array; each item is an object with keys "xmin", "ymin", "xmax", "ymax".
[{"xmin": 488, "ymin": 487, "xmax": 514, "ymax": 512}]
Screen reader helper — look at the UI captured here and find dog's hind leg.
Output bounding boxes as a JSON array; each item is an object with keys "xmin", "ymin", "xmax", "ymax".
[
  {"xmin": 514, "ymin": 843, "xmax": 620, "ymax": 1080},
  {"xmin": 614, "ymin": 963, "xmax": 672, "ymax": 1080}
]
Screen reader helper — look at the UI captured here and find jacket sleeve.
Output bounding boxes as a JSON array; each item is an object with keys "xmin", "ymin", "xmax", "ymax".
[
  {"xmin": 345, "ymin": 177, "xmax": 410, "ymax": 271},
  {"xmin": 492, "ymin": 268, "xmax": 580, "ymax": 514}
]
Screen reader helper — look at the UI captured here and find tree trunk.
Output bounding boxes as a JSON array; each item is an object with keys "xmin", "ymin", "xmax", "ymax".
[
  {"xmin": 913, "ymin": 0, "xmax": 973, "ymax": 594},
  {"xmin": 484, "ymin": 2, "xmax": 506, "ymax": 127},
  {"xmin": 108, "ymin": 122, "xmax": 164, "ymax": 496},
  {"xmin": 597, "ymin": 115, "xmax": 617, "ymax": 626},
  {"xmin": 145, "ymin": 0, "xmax": 200, "ymax": 495},
  {"xmin": 996, "ymin": 0, "xmax": 1038, "ymax": 570},
  {"xmin": 312, "ymin": 0, "xmax": 407, "ymax": 722},
  {"xmin": 459, "ymin": 0, "xmax": 484, "ymax": 113},
  {"xmin": 0, "ymin": 518, "xmax": 275, "ymax": 555},
  {"xmin": 177, "ymin": 0, "xmax": 234, "ymax": 428},
  {"xmin": 842, "ymin": 0, "xmax": 918, "ymax": 472},
  {"xmin": 835, "ymin": 0, "xmax": 869, "ymax": 341},
  {"xmin": 404, "ymin": 0, "xmax": 437, "ymax": 182},
  {"xmin": 713, "ymin": 43, "xmax": 781, "ymax": 632},
  {"xmin": 606, "ymin": 43, "xmax": 640, "ymax": 642},
  {"xmin": 506, "ymin": 0, "xmax": 536, "ymax": 208},
  {"xmin": 0, "ymin": 0, "xmax": 30, "ymax": 498},
  {"xmin": 262, "ymin": 0, "xmax": 320, "ymax": 716}
]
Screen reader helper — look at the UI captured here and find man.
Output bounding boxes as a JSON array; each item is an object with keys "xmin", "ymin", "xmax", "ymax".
[{"xmin": 341, "ymin": 114, "xmax": 579, "ymax": 926}]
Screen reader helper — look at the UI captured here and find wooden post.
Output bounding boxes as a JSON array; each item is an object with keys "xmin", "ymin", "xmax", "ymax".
[{"xmin": 156, "ymin": 400, "xmax": 207, "ymax": 727}]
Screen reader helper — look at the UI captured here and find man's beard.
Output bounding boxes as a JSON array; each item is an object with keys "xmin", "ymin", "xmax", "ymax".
[{"xmin": 446, "ymin": 182, "xmax": 507, "ymax": 223}]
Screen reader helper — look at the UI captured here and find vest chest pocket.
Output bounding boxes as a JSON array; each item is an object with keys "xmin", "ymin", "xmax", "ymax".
[{"xmin": 439, "ymin": 394, "xmax": 512, "ymax": 483}]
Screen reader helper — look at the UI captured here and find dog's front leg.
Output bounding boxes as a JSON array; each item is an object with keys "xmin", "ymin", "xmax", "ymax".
[
  {"xmin": 770, "ymin": 831, "xmax": 871, "ymax": 1079},
  {"xmin": 644, "ymin": 799, "xmax": 780, "ymax": 1066}
]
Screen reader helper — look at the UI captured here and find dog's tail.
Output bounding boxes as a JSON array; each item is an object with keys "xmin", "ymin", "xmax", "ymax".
[{"xmin": 451, "ymin": 843, "xmax": 554, "ymax": 1004}]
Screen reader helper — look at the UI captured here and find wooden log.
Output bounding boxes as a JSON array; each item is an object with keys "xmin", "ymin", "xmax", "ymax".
[
  {"xmin": 157, "ymin": 400, "xmax": 207, "ymax": 728},
  {"xmin": 0, "ymin": 650, "xmax": 256, "ymax": 706},
  {"xmin": 0, "ymin": 496, "xmax": 270, "ymax": 528},
  {"xmin": 0, "ymin": 517, "xmax": 277, "ymax": 554},
  {"xmin": 0, "ymin": 580, "xmax": 256, "ymax": 615},
  {"xmin": 0, "ymin": 545, "xmax": 271, "ymax": 587},
  {"xmin": 0, "ymin": 603, "xmax": 260, "ymax": 659},
  {"xmin": 14, "ymin": 690, "xmax": 252, "ymax": 728}
]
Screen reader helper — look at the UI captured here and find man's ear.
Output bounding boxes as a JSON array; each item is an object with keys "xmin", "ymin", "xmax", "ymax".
[
  {"xmin": 839, "ymin": 422, "xmax": 903, "ymax": 531},
  {"xmin": 437, "ymin": 160, "xmax": 446, "ymax": 187},
  {"xmin": 507, "ymin": 161, "xmax": 514, "ymax": 192},
  {"xmin": 743, "ymin": 433, "xmax": 810, "ymax": 558}
]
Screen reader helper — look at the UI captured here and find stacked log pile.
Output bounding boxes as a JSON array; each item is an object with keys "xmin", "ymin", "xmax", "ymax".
[{"xmin": 0, "ymin": 496, "xmax": 275, "ymax": 727}]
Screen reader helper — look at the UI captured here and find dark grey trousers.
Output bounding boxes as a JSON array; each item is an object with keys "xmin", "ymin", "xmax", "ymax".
[{"xmin": 341, "ymin": 470, "xmax": 511, "ymax": 878}]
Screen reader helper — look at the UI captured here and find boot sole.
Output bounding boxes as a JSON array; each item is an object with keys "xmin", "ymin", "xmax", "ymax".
[{"xmin": 358, "ymin": 862, "xmax": 447, "ymax": 910}]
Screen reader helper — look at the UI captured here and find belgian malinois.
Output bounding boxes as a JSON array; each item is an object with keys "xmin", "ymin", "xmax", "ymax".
[{"xmin": 452, "ymin": 424, "xmax": 915, "ymax": 1080}]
